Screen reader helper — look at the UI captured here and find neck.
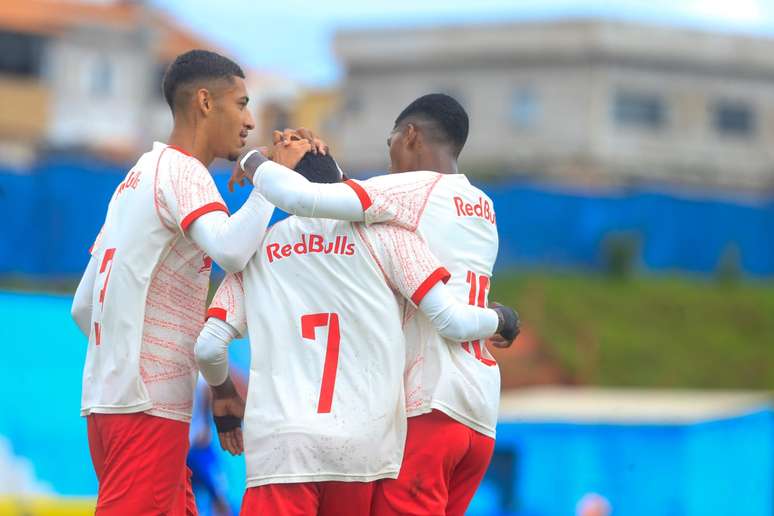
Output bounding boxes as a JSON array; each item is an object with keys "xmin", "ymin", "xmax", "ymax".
[
  {"xmin": 167, "ymin": 122, "xmax": 214, "ymax": 166},
  {"xmin": 416, "ymin": 147, "xmax": 458, "ymax": 175}
]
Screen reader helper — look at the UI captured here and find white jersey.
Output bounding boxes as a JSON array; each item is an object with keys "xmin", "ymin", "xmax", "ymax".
[
  {"xmin": 208, "ymin": 216, "xmax": 449, "ymax": 487},
  {"xmin": 345, "ymin": 171, "xmax": 500, "ymax": 437},
  {"xmin": 81, "ymin": 142, "xmax": 229, "ymax": 422}
]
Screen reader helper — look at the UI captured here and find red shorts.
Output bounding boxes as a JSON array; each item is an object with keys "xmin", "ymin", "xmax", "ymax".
[
  {"xmin": 240, "ymin": 481, "xmax": 374, "ymax": 516},
  {"xmin": 87, "ymin": 412, "xmax": 197, "ymax": 516},
  {"xmin": 372, "ymin": 410, "xmax": 495, "ymax": 516}
]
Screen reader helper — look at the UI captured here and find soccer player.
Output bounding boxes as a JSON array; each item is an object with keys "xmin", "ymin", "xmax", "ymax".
[
  {"xmin": 68, "ymin": 50, "xmax": 315, "ymax": 515},
  {"xmin": 237, "ymin": 94, "xmax": 508, "ymax": 515},
  {"xmin": 194, "ymin": 151, "xmax": 519, "ymax": 516}
]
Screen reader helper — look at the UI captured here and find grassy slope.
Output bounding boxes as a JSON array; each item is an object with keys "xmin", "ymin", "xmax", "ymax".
[
  {"xmin": 490, "ymin": 272, "xmax": 774, "ymax": 390},
  {"xmin": 4, "ymin": 271, "xmax": 773, "ymax": 389}
]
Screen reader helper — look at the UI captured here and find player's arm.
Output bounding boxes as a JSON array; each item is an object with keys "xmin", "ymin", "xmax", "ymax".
[
  {"xmin": 419, "ymin": 282, "xmax": 519, "ymax": 343},
  {"xmin": 195, "ymin": 317, "xmax": 239, "ymax": 386},
  {"xmin": 240, "ymin": 148, "xmax": 365, "ymax": 221},
  {"xmin": 187, "ymin": 191, "xmax": 273, "ymax": 273},
  {"xmin": 368, "ymin": 224, "xmax": 519, "ymax": 344},
  {"xmin": 160, "ymin": 153, "xmax": 277, "ymax": 274},
  {"xmin": 71, "ymin": 255, "xmax": 97, "ymax": 337},
  {"xmin": 194, "ymin": 273, "xmax": 249, "ymax": 455}
]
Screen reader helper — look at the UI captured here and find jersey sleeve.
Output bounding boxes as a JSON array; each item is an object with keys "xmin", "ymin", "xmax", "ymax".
[
  {"xmin": 344, "ymin": 171, "xmax": 442, "ymax": 230},
  {"xmin": 207, "ymin": 273, "xmax": 247, "ymax": 338},
  {"xmin": 155, "ymin": 149, "xmax": 229, "ymax": 232},
  {"xmin": 358, "ymin": 223, "xmax": 450, "ymax": 307}
]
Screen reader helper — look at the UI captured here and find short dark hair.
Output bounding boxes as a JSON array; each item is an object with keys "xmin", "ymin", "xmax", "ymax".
[
  {"xmin": 162, "ymin": 49, "xmax": 245, "ymax": 112},
  {"xmin": 394, "ymin": 93, "xmax": 469, "ymax": 157},
  {"xmin": 294, "ymin": 153, "xmax": 341, "ymax": 184}
]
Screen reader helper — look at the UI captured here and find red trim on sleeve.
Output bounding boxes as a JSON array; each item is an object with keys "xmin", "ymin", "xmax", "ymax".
[
  {"xmin": 207, "ymin": 307, "xmax": 228, "ymax": 321},
  {"xmin": 180, "ymin": 202, "xmax": 229, "ymax": 231},
  {"xmin": 344, "ymin": 179, "xmax": 373, "ymax": 211},
  {"xmin": 411, "ymin": 266, "xmax": 451, "ymax": 305}
]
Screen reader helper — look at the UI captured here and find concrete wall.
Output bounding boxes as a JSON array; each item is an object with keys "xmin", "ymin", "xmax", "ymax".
[
  {"xmin": 333, "ymin": 20, "xmax": 774, "ymax": 189},
  {"xmin": 45, "ymin": 25, "xmax": 156, "ymax": 150}
]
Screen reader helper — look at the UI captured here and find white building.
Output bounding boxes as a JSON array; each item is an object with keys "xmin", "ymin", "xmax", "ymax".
[{"xmin": 333, "ymin": 20, "xmax": 774, "ymax": 190}]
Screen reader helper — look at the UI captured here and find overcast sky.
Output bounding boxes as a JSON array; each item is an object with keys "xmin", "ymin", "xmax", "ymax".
[{"xmin": 151, "ymin": 0, "xmax": 774, "ymax": 86}]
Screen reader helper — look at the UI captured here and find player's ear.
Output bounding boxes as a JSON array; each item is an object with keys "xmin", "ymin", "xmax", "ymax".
[
  {"xmin": 405, "ymin": 123, "xmax": 419, "ymax": 149},
  {"xmin": 196, "ymin": 88, "xmax": 212, "ymax": 116}
]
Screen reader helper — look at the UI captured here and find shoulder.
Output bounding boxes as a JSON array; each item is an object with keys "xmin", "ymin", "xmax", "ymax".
[
  {"xmin": 362, "ymin": 170, "xmax": 441, "ymax": 189},
  {"xmin": 271, "ymin": 215, "xmax": 349, "ymax": 234},
  {"xmin": 157, "ymin": 145, "xmax": 210, "ymax": 180}
]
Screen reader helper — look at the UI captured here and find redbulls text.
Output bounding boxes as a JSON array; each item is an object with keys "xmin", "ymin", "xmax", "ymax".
[
  {"xmin": 453, "ymin": 196, "xmax": 496, "ymax": 224},
  {"xmin": 266, "ymin": 234, "xmax": 356, "ymax": 263},
  {"xmin": 116, "ymin": 170, "xmax": 141, "ymax": 198}
]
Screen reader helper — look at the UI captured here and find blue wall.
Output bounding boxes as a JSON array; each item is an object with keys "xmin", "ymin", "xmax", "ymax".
[
  {"xmin": 0, "ymin": 292, "xmax": 251, "ymax": 509},
  {"xmin": 468, "ymin": 411, "xmax": 774, "ymax": 516},
  {"xmin": 2, "ymin": 160, "xmax": 773, "ymax": 277},
  {"xmin": 2, "ymin": 292, "xmax": 773, "ymax": 514}
]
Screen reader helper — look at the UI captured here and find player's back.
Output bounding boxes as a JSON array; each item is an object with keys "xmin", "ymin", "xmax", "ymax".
[
  {"xmin": 408, "ymin": 173, "xmax": 500, "ymax": 437},
  {"xmin": 237, "ymin": 216, "xmax": 413, "ymax": 487}
]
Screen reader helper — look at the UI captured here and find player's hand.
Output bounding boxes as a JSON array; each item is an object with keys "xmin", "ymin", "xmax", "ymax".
[
  {"xmin": 274, "ymin": 127, "xmax": 328, "ymax": 155},
  {"xmin": 229, "ymin": 147, "xmax": 269, "ymax": 192},
  {"xmin": 491, "ymin": 302, "xmax": 520, "ymax": 347},
  {"xmin": 211, "ymin": 377, "xmax": 246, "ymax": 455},
  {"xmin": 269, "ymin": 138, "xmax": 312, "ymax": 170}
]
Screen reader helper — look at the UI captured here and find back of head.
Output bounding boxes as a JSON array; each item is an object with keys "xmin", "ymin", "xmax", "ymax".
[
  {"xmin": 394, "ymin": 93, "xmax": 469, "ymax": 157},
  {"xmin": 294, "ymin": 152, "xmax": 341, "ymax": 184},
  {"xmin": 162, "ymin": 49, "xmax": 245, "ymax": 114}
]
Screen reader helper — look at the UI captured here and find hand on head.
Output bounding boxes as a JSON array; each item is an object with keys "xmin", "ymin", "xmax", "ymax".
[
  {"xmin": 228, "ymin": 128, "xmax": 330, "ymax": 192},
  {"xmin": 273, "ymin": 127, "xmax": 328, "ymax": 156}
]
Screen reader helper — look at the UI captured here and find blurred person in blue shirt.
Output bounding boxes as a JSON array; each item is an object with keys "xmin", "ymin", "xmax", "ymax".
[{"xmin": 188, "ymin": 376, "xmax": 232, "ymax": 516}]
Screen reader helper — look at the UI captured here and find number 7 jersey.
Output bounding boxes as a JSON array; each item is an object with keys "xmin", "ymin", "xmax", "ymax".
[{"xmin": 209, "ymin": 216, "xmax": 450, "ymax": 487}]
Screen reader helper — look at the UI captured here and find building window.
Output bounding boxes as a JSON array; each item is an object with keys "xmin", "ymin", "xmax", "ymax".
[
  {"xmin": 0, "ymin": 31, "xmax": 44, "ymax": 77},
  {"xmin": 713, "ymin": 101, "xmax": 755, "ymax": 137},
  {"xmin": 510, "ymin": 88, "xmax": 538, "ymax": 129},
  {"xmin": 613, "ymin": 90, "xmax": 667, "ymax": 129}
]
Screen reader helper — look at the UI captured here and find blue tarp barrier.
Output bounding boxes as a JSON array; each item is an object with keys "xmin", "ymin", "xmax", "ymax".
[{"xmin": 1, "ymin": 159, "xmax": 772, "ymax": 276}]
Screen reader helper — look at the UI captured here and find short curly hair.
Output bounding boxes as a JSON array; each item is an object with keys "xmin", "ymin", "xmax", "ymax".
[
  {"xmin": 162, "ymin": 49, "xmax": 245, "ymax": 113},
  {"xmin": 394, "ymin": 93, "xmax": 469, "ymax": 157}
]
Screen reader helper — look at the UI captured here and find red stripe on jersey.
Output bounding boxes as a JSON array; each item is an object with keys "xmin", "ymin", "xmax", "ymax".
[
  {"xmin": 344, "ymin": 179, "xmax": 373, "ymax": 211},
  {"xmin": 207, "ymin": 307, "xmax": 228, "ymax": 321},
  {"xmin": 411, "ymin": 267, "xmax": 451, "ymax": 306},
  {"xmin": 180, "ymin": 202, "xmax": 229, "ymax": 231},
  {"xmin": 167, "ymin": 144, "xmax": 192, "ymax": 157}
]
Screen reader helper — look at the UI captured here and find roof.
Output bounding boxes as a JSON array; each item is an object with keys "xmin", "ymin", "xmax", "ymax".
[
  {"xmin": 499, "ymin": 386, "xmax": 772, "ymax": 424},
  {"xmin": 335, "ymin": 19, "xmax": 774, "ymax": 75},
  {"xmin": 0, "ymin": 0, "xmax": 216, "ymax": 62}
]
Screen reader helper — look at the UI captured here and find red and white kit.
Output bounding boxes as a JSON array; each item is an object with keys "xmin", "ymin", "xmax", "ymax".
[
  {"xmin": 250, "ymin": 162, "xmax": 502, "ymax": 513},
  {"xmin": 83, "ymin": 142, "xmax": 230, "ymax": 421},
  {"xmin": 77, "ymin": 142, "xmax": 271, "ymax": 514},
  {"xmin": 345, "ymin": 171, "xmax": 500, "ymax": 514},
  {"xmin": 348, "ymin": 171, "xmax": 500, "ymax": 436},
  {"xmin": 208, "ymin": 216, "xmax": 451, "ymax": 490}
]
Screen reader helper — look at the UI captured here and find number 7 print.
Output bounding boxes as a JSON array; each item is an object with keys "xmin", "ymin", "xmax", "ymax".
[
  {"xmin": 301, "ymin": 313, "xmax": 341, "ymax": 413},
  {"xmin": 93, "ymin": 247, "xmax": 116, "ymax": 346}
]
